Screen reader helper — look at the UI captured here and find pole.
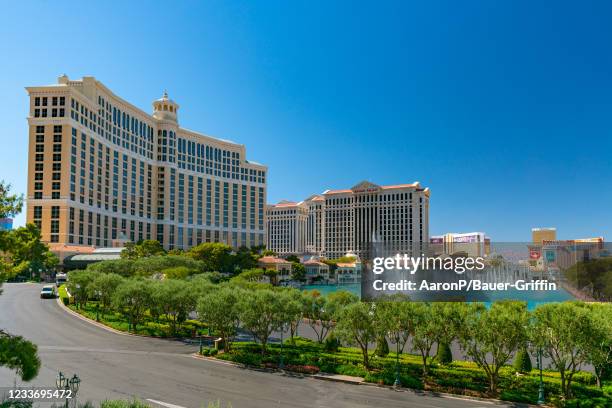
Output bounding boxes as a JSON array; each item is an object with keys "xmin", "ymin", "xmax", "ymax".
[
  {"xmin": 394, "ymin": 340, "xmax": 400, "ymax": 387},
  {"xmin": 279, "ymin": 325, "xmax": 285, "ymax": 369},
  {"xmin": 537, "ymin": 347, "xmax": 545, "ymax": 404},
  {"xmin": 199, "ymin": 335, "xmax": 203, "ymax": 355}
]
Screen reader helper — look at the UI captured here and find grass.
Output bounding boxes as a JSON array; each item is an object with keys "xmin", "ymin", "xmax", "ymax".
[{"xmin": 215, "ymin": 338, "xmax": 610, "ymax": 405}]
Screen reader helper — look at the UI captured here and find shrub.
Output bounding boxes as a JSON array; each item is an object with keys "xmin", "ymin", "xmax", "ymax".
[
  {"xmin": 374, "ymin": 336, "xmax": 389, "ymax": 357},
  {"xmin": 324, "ymin": 332, "xmax": 340, "ymax": 352},
  {"xmin": 513, "ymin": 347, "xmax": 532, "ymax": 374},
  {"xmin": 435, "ymin": 342, "xmax": 453, "ymax": 365},
  {"xmin": 62, "ymin": 297, "xmax": 69, "ymax": 306}
]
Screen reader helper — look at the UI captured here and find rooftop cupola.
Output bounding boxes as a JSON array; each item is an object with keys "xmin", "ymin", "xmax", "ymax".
[{"xmin": 152, "ymin": 90, "xmax": 179, "ymax": 123}]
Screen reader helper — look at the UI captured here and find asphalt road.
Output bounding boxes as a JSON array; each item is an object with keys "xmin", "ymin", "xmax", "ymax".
[{"xmin": 0, "ymin": 283, "xmax": 521, "ymax": 408}]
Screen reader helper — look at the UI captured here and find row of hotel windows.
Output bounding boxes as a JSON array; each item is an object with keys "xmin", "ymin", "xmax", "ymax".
[
  {"xmin": 32, "ymin": 126, "xmax": 62, "ymax": 200},
  {"xmin": 32, "ymin": 204, "xmax": 264, "ymax": 248},
  {"xmin": 34, "ymin": 93, "xmax": 267, "ymax": 183},
  {"xmin": 62, "ymin": 126, "xmax": 265, "ymax": 227}
]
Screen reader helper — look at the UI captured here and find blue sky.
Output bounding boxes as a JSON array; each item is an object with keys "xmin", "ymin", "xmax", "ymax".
[{"xmin": 1, "ymin": 1, "xmax": 611, "ymax": 241}]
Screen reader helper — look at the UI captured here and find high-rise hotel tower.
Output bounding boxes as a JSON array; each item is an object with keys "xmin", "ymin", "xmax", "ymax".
[
  {"xmin": 26, "ymin": 75, "xmax": 267, "ymax": 250},
  {"xmin": 267, "ymin": 181, "xmax": 430, "ymax": 259}
]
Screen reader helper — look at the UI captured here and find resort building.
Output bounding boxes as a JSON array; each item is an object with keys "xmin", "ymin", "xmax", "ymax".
[
  {"xmin": 532, "ymin": 227, "xmax": 557, "ymax": 244},
  {"xmin": 267, "ymin": 180, "xmax": 430, "ymax": 259},
  {"xmin": 335, "ymin": 261, "xmax": 362, "ymax": 284},
  {"xmin": 429, "ymin": 232, "xmax": 491, "ymax": 258},
  {"xmin": 257, "ymin": 256, "xmax": 293, "ymax": 283},
  {"xmin": 25, "ymin": 75, "xmax": 267, "ymax": 252},
  {"xmin": 265, "ymin": 200, "xmax": 308, "ymax": 255},
  {"xmin": 303, "ymin": 259, "xmax": 330, "ymax": 283}
]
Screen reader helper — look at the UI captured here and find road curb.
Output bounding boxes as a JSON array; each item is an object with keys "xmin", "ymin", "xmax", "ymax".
[
  {"xmin": 56, "ymin": 296, "xmax": 136, "ymax": 337},
  {"xmin": 190, "ymin": 353, "xmax": 540, "ymax": 407}
]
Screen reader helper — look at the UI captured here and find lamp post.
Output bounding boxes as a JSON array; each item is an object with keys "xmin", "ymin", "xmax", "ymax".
[
  {"xmin": 56, "ymin": 371, "xmax": 79, "ymax": 408},
  {"xmin": 393, "ymin": 339, "xmax": 401, "ymax": 388},
  {"xmin": 537, "ymin": 346, "xmax": 545, "ymax": 404},
  {"xmin": 279, "ymin": 323, "xmax": 285, "ymax": 369},
  {"xmin": 95, "ymin": 290, "xmax": 101, "ymax": 321}
]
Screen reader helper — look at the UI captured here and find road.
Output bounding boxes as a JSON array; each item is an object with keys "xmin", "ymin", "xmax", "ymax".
[{"xmin": 0, "ymin": 283, "xmax": 521, "ymax": 408}]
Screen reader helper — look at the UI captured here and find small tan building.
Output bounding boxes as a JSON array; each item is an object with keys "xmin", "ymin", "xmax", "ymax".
[
  {"xmin": 257, "ymin": 256, "xmax": 292, "ymax": 283},
  {"xmin": 303, "ymin": 260, "xmax": 330, "ymax": 283}
]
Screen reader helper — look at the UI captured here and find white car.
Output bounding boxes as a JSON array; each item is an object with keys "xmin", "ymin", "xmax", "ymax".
[{"xmin": 40, "ymin": 285, "xmax": 56, "ymax": 299}]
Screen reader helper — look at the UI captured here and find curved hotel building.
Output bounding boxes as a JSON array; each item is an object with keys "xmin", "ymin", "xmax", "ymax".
[{"xmin": 26, "ymin": 76, "xmax": 267, "ymax": 251}]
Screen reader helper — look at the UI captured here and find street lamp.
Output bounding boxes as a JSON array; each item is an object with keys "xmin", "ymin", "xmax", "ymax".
[
  {"xmin": 279, "ymin": 323, "xmax": 285, "ymax": 369},
  {"xmin": 393, "ymin": 339, "xmax": 401, "ymax": 388},
  {"xmin": 56, "ymin": 371, "xmax": 80, "ymax": 408},
  {"xmin": 537, "ymin": 347, "xmax": 545, "ymax": 404},
  {"xmin": 95, "ymin": 290, "xmax": 101, "ymax": 321}
]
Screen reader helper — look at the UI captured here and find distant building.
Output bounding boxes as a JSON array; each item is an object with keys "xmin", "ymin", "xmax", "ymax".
[
  {"xmin": 303, "ymin": 259, "xmax": 329, "ymax": 283},
  {"xmin": 257, "ymin": 256, "xmax": 293, "ymax": 283},
  {"xmin": 267, "ymin": 180, "xmax": 430, "ymax": 259},
  {"xmin": 0, "ymin": 218, "xmax": 13, "ymax": 231},
  {"xmin": 430, "ymin": 232, "xmax": 490, "ymax": 258},
  {"xmin": 532, "ymin": 228, "xmax": 557, "ymax": 244},
  {"xmin": 336, "ymin": 261, "xmax": 362, "ymax": 284},
  {"xmin": 266, "ymin": 201, "xmax": 308, "ymax": 255},
  {"xmin": 529, "ymin": 236, "xmax": 605, "ymax": 271}
]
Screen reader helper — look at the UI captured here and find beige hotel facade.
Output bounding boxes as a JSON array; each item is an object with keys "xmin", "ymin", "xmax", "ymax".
[
  {"xmin": 26, "ymin": 75, "xmax": 267, "ymax": 251},
  {"xmin": 267, "ymin": 181, "xmax": 430, "ymax": 259}
]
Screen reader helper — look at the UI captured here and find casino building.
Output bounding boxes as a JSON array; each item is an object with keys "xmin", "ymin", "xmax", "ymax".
[
  {"xmin": 25, "ymin": 75, "xmax": 267, "ymax": 251},
  {"xmin": 267, "ymin": 181, "xmax": 430, "ymax": 259}
]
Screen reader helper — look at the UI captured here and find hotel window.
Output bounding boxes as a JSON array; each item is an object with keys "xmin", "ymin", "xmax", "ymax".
[{"xmin": 36, "ymin": 134, "xmax": 44, "ymax": 143}]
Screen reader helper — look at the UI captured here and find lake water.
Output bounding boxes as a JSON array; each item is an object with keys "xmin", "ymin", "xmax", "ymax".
[{"xmin": 300, "ymin": 283, "xmax": 575, "ymax": 310}]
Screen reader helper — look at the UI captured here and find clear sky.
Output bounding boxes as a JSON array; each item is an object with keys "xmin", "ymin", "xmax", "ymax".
[{"xmin": 1, "ymin": 1, "xmax": 611, "ymax": 241}]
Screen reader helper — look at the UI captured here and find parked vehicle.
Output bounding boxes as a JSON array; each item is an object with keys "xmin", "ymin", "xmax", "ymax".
[
  {"xmin": 56, "ymin": 273, "xmax": 67, "ymax": 287},
  {"xmin": 40, "ymin": 285, "xmax": 56, "ymax": 299}
]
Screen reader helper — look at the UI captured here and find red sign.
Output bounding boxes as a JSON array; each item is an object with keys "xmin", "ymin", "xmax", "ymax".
[{"xmin": 529, "ymin": 249, "xmax": 541, "ymax": 259}]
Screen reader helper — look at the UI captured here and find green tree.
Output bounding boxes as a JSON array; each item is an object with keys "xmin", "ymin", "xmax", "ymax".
[
  {"xmin": 303, "ymin": 290, "xmax": 331, "ymax": 343},
  {"xmin": 290, "ymin": 262, "xmax": 306, "ymax": 282},
  {"xmin": 531, "ymin": 302, "xmax": 595, "ymax": 399},
  {"xmin": 277, "ymin": 288, "xmax": 305, "ymax": 344},
  {"xmin": 197, "ymin": 286, "xmax": 242, "ymax": 352},
  {"xmin": 8, "ymin": 224, "xmax": 59, "ymax": 279},
  {"xmin": 233, "ymin": 246, "xmax": 257, "ymax": 271},
  {"xmin": 459, "ymin": 301, "xmax": 528, "ymax": 394},
  {"xmin": 374, "ymin": 297, "xmax": 413, "ymax": 364},
  {"xmin": 162, "ymin": 266, "xmax": 193, "ymax": 279},
  {"xmin": 113, "ymin": 279, "xmax": 153, "ymax": 332},
  {"xmin": 238, "ymin": 289, "xmax": 285, "ymax": 354},
  {"xmin": 0, "ymin": 181, "xmax": 23, "ymax": 219},
  {"xmin": 513, "ymin": 347, "xmax": 532, "ymax": 374},
  {"xmin": 410, "ymin": 303, "xmax": 438, "ymax": 375},
  {"xmin": 436, "ymin": 342, "xmax": 453, "ymax": 365},
  {"xmin": 66, "ymin": 270, "xmax": 96, "ymax": 309},
  {"xmin": 153, "ymin": 279, "xmax": 197, "ymax": 335},
  {"xmin": 374, "ymin": 335, "xmax": 389, "ymax": 357},
  {"xmin": 190, "ymin": 242, "xmax": 233, "ymax": 273},
  {"xmin": 88, "ymin": 273, "xmax": 124, "ymax": 316},
  {"xmin": 335, "ymin": 302, "xmax": 377, "ymax": 369},
  {"xmin": 120, "ymin": 240, "xmax": 166, "ymax": 259},
  {"xmin": 584, "ymin": 303, "xmax": 612, "ymax": 388},
  {"xmin": 0, "ymin": 330, "xmax": 40, "ymax": 381},
  {"xmin": 285, "ymin": 254, "xmax": 300, "ymax": 263}
]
